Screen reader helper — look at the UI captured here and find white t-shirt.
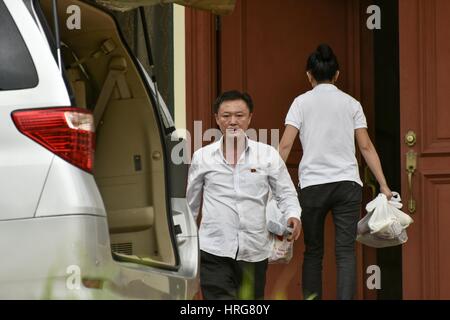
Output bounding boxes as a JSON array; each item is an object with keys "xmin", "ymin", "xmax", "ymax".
[{"xmin": 285, "ymin": 83, "xmax": 367, "ymax": 189}]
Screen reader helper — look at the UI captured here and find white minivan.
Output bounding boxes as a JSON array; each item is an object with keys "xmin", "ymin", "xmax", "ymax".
[{"xmin": 0, "ymin": 0, "xmax": 198, "ymax": 299}]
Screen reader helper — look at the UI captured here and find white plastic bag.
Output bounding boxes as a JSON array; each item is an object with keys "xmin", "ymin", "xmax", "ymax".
[
  {"xmin": 266, "ymin": 197, "xmax": 294, "ymax": 264},
  {"xmin": 266, "ymin": 198, "xmax": 288, "ymax": 236},
  {"xmin": 269, "ymin": 235, "xmax": 293, "ymax": 264},
  {"xmin": 357, "ymin": 192, "xmax": 413, "ymax": 248}
]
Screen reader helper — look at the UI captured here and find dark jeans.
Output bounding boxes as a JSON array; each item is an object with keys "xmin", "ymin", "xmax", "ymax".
[
  {"xmin": 299, "ymin": 181, "xmax": 362, "ymax": 300},
  {"xmin": 200, "ymin": 250, "xmax": 268, "ymax": 300}
]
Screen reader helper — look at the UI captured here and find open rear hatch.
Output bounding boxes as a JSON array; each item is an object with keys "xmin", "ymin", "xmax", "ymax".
[{"xmin": 40, "ymin": 0, "xmax": 179, "ymax": 269}]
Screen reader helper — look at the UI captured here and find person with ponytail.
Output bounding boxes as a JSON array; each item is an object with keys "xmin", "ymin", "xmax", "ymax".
[{"xmin": 278, "ymin": 44, "xmax": 392, "ymax": 300}]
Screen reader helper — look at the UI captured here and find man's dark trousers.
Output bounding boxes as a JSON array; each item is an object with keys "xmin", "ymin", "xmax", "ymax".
[{"xmin": 200, "ymin": 250, "xmax": 268, "ymax": 300}]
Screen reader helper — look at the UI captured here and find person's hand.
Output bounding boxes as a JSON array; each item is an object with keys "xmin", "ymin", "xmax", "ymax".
[
  {"xmin": 380, "ymin": 185, "xmax": 393, "ymax": 200},
  {"xmin": 287, "ymin": 217, "xmax": 301, "ymax": 241}
]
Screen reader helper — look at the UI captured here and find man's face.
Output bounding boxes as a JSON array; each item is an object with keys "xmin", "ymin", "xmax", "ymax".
[{"xmin": 215, "ymin": 99, "xmax": 252, "ymax": 139}]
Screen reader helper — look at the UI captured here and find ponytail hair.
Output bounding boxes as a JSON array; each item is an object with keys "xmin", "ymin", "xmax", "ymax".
[{"xmin": 306, "ymin": 44, "xmax": 340, "ymax": 82}]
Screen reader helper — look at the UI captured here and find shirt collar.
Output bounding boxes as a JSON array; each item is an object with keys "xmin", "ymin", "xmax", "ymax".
[{"xmin": 313, "ymin": 83, "xmax": 338, "ymax": 91}]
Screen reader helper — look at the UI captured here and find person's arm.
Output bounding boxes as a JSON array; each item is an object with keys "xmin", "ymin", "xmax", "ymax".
[
  {"xmin": 279, "ymin": 125, "xmax": 299, "ymax": 162},
  {"xmin": 268, "ymin": 149, "xmax": 302, "ymax": 241},
  {"xmin": 355, "ymin": 128, "xmax": 392, "ymax": 199},
  {"xmin": 186, "ymin": 152, "xmax": 204, "ymax": 220}
]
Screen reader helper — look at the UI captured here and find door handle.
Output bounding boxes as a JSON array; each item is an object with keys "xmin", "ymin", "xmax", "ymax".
[
  {"xmin": 405, "ymin": 130, "xmax": 417, "ymax": 147},
  {"xmin": 406, "ymin": 150, "xmax": 417, "ymax": 214}
]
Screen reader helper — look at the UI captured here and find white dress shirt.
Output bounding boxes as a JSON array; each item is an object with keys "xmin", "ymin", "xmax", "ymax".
[
  {"xmin": 285, "ymin": 84, "xmax": 368, "ymax": 189},
  {"xmin": 186, "ymin": 136, "xmax": 301, "ymax": 262}
]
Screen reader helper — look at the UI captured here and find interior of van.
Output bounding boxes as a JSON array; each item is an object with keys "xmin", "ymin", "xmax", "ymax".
[{"xmin": 40, "ymin": 0, "xmax": 177, "ymax": 269}]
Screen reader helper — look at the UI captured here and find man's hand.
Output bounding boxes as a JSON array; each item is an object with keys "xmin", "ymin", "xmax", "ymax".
[{"xmin": 287, "ymin": 217, "xmax": 302, "ymax": 241}]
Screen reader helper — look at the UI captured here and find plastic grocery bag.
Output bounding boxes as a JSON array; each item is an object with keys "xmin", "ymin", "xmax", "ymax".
[
  {"xmin": 269, "ymin": 235, "xmax": 293, "ymax": 264},
  {"xmin": 357, "ymin": 192, "xmax": 413, "ymax": 248},
  {"xmin": 266, "ymin": 197, "xmax": 289, "ymax": 236},
  {"xmin": 266, "ymin": 197, "xmax": 294, "ymax": 264}
]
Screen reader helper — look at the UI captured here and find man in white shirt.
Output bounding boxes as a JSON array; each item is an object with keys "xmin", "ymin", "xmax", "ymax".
[{"xmin": 187, "ymin": 90, "xmax": 301, "ymax": 300}]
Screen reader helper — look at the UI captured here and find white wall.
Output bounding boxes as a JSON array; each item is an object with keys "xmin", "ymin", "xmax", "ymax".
[{"xmin": 173, "ymin": 4, "xmax": 186, "ymax": 138}]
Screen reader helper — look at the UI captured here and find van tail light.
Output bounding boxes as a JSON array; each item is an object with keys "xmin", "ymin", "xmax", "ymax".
[{"xmin": 11, "ymin": 107, "xmax": 95, "ymax": 173}]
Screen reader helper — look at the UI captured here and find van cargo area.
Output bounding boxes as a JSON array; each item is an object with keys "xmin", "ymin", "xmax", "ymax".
[{"xmin": 41, "ymin": 0, "xmax": 176, "ymax": 269}]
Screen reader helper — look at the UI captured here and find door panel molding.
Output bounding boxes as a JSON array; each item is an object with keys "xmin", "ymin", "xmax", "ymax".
[
  {"xmin": 401, "ymin": 0, "xmax": 450, "ymax": 299},
  {"xmin": 185, "ymin": 8, "xmax": 217, "ymax": 150},
  {"xmin": 220, "ymin": 0, "xmax": 246, "ymax": 91},
  {"xmin": 419, "ymin": 0, "xmax": 450, "ymax": 155},
  {"xmin": 421, "ymin": 171, "xmax": 450, "ymax": 298}
]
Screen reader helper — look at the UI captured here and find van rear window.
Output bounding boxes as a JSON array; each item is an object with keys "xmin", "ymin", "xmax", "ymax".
[{"xmin": 0, "ymin": 1, "xmax": 38, "ymax": 90}]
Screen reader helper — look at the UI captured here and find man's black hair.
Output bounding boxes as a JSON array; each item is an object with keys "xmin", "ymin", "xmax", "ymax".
[{"xmin": 213, "ymin": 90, "xmax": 254, "ymax": 114}]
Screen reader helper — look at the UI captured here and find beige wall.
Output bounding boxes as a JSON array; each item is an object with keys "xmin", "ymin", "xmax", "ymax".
[{"xmin": 173, "ymin": 4, "xmax": 187, "ymax": 138}]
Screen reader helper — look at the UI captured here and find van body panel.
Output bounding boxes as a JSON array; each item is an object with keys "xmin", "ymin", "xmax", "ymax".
[
  {"xmin": 0, "ymin": 215, "xmax": 112, "ymax": 299},
  {"xmin": 171, "ymin": 198, "xmax": 197, "ymax": 238},
  {"xmin": 35, "ymin": 156, "xmax": 106, "ymax": 217},
  {"xmin": 0, "ymin": 108, "xmax": 55, "ymax": 219},
  {"xmin": 0, "ymin": 0, "xmax": 71, "ymax": 220},
  {"xmin": 0, "ymin": 215, "xmax": 197, "ymax": 299}
]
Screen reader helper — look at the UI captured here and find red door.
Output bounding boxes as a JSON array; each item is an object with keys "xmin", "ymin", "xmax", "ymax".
[
  {"xmin": 399, "ymin": 0, "xmax": 450, "ymax": 299},
  {"xmin": 219, "ymin": 0, "xmax": 376, "ymax": 299}
]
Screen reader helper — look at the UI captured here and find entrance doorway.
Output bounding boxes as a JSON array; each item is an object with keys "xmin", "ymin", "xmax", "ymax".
[{"xmin": 373, "ymin": 0, "xmax": 402, "ymax": 300}]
